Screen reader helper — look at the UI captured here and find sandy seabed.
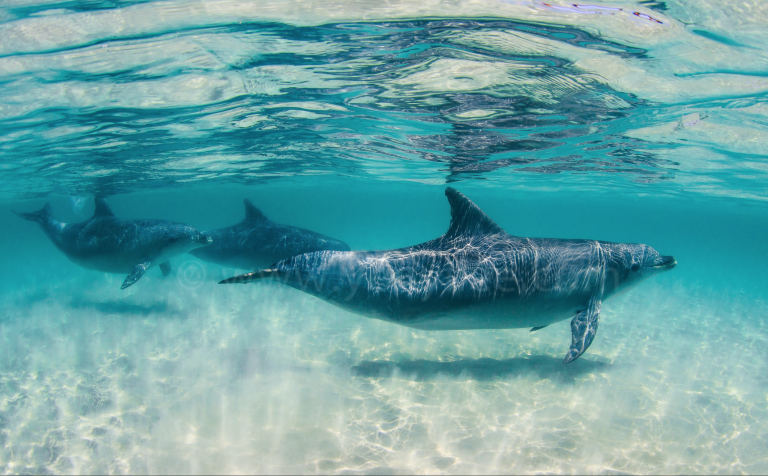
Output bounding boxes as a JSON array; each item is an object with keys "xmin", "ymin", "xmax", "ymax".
[{"xmin": 1, "ymin": 258, "xmax": 767, "ymax": 475}]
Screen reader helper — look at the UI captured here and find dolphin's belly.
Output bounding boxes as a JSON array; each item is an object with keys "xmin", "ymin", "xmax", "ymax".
[
  {"xmin": 68, "ymin": 254, "xmax": 138, "ymax": 274},
  {"xmin": 191, "ymin": 242, "xmax": 271, "ymax": 270},
  {"xmin": 370, "ymin": 294, "xmax": 586, "ymax": 330}
]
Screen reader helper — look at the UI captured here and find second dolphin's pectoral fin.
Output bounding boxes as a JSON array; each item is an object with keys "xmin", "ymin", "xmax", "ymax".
[
  {"xmin": 122, "ymin": 262, "xmax": 151, "ymax": 290},
  {"xmin": 159, "ymin": 261, "xmax": 171, "ymax": 277},
  {"xmin": 530, "ymin": 325, "xmax": 549, "ymax": 332},
  {"xmin": 563, "ymin": 295, "xmax": 602, "ymax": 364}
]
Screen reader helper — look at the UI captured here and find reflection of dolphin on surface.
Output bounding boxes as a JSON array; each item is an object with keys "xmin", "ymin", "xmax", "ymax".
[
  {"xmin": 221, "ymin": 188, "xmax": 676, "ymax": 363},
  {"xmin": 190, "ymin": 199, "xmax": 349, "ymax": 270},
  {"xmin": 15, "ymin": 199, "xmax": 212, "ymax": 289}
]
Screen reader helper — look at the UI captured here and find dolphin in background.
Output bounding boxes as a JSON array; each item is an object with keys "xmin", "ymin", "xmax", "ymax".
[
  {"xmin": 190, "ymin": 199, "xmax": 350, "ymax": 270},
  {"xmin": 15, "ymin": 198, "xmax": 212, "ymax": 289},
  {"xmin": 221, "ymin": 188, "xmax": 676, "ymax": 363}
]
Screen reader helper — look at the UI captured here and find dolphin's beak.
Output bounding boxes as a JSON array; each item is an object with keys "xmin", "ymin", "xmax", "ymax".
[
  {"xmin": 194, "ymin": 233, "xmax": 213, "ymax": 246},
  {"xmin": 647, "ymin": 255, "xmax": 676, "ymax": 270}
]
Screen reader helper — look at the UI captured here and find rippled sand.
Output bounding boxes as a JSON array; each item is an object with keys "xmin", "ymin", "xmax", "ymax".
[{"xmin": 1, "ymin": 258, "xmax": 767, "ymax": 474}]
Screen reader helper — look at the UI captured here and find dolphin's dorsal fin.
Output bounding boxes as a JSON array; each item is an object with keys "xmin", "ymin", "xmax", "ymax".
[
  {"xmin": 243, "ymin": 199, "xmax": 267, "ymax": 223},
  {"xmin": 93, "ymin": 198, "xmax": 115, "ymax": 217},
  {"xmin": 444, "ymin": 188, "xmax": 503, "ymax": 238}
]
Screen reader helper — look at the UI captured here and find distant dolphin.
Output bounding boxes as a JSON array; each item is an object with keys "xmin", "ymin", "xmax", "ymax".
[
  {"xmin": 15, "ymin": 199, "xmax": 212, "ymax": 289},
  {"xmin": 190, "ymin": 199, "xmax": 349, "ymax": 270},
  {"xmin": 221, "ymin": 188, "xmax": 676, "ymax": 363}
]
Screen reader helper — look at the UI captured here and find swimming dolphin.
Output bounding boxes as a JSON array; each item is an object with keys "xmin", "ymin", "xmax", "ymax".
[
  {"xmin": 221, "ymin": 188, "xmax": 675, "ymax": 363},
  {"xmin": 190, "ymin": 199, "xmax": 350, "ymax": 270},
  {"xmin": 15, "ymin": 198, "xmax": 212, "ymax": 289}
]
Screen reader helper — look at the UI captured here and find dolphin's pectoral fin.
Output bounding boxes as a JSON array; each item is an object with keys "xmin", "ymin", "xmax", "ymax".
[
  {"xmin": 159, "ymin": 261, "xmax": 171, "ymax": 277},
  {"xmin": 122, "ymin": 262, "xmax": 151, "ymax": 290},
  {"xmin": 530, "ymin": 325, "xmax": 548, "ymax": 332},
  {"xmin": 563, "ymin": 295, "xmax": 602, "ymax": 364}
]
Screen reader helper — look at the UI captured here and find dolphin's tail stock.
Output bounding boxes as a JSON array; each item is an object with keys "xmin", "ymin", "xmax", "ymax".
[
  {"xmin": 219, "ymin": 268, "xmax": 281, "ymax": 284},
  {"xmin": 14, "ymin": 203, "xmax": 52, "ymax": 223}
]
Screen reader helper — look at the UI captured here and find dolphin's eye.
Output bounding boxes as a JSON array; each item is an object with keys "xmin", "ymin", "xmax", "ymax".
[{"xmin": 631, "ymin": 263, "xmax": 640, "ymax": 272}]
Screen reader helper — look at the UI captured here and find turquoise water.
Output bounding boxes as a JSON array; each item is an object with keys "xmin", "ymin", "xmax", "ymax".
[{"xmin": 2, "ymin": 0, "xmax": 768, "ymax": 473}]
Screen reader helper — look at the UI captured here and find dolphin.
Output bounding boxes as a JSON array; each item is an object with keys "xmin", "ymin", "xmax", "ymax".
[
  {"xmin": 221, "ymin": 188, "xmax": 676, "ymax": 363},
  {"xmin": 15, "ymin": 198, "xmax": 212, "ymax": 289},
  {"xmin": 190, "ymin": 199, "xmax": 350, "ymax": 270}
]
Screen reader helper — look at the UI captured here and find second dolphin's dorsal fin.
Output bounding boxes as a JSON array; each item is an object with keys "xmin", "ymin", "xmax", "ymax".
[
  {"xmin": 444, "ymin": 187, "xmax": 503, "ymax": 239},
  {"xmin": 243, "ymin": 199, "xmax": 267, "ymax": 223},
  {"xmin": 93, "ymin": 198, "xmax": 115, "ymax": 217}
]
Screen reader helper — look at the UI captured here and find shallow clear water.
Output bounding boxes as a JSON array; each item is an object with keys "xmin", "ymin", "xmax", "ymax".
[{"xmin": 1, "ymin": 0, "xmax": 768, "ymax": 474}]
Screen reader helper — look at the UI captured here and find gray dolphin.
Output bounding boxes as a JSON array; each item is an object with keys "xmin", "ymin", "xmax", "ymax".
[
  {"xmin": 220, "ymin": 188, "xmax": 675, "ymax": 363},
  {"xmin": 15, "ymin": 199, "xmax": 212, "ymax": 289},
  {"xmin": 190, "ymin": 199, "xmax": 350, "ymax": 270}
]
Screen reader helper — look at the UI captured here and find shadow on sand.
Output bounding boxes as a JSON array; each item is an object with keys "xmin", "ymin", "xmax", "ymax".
[
  {"xmin": 69, "ymin": 298, "xmax": 177, "ymax": 317},
  {"xmin": 351, "ymin": 355, "xmax": 610, "ymax": 383}
]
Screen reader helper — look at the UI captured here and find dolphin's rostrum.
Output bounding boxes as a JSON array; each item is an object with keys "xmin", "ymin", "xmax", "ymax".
[
  {"xmin": 15, "ymin": 198, "xmax": 212, "ymax": 289},
  {"xmin": 190, "ymin": 199, "xmax": 349, "ymax": 270},
  {"xmin": 221, "ymin": 188, "xmax": 675, "ymax": 363}
]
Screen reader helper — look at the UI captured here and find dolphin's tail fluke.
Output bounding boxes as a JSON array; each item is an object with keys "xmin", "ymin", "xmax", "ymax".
[
  {"xmin": 14, "ymin": 203, "xmax": 52, "ymax": 223},
  {"xmin": 219, "ymin": 268, "xmax": 280, "ymax": 284}
]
